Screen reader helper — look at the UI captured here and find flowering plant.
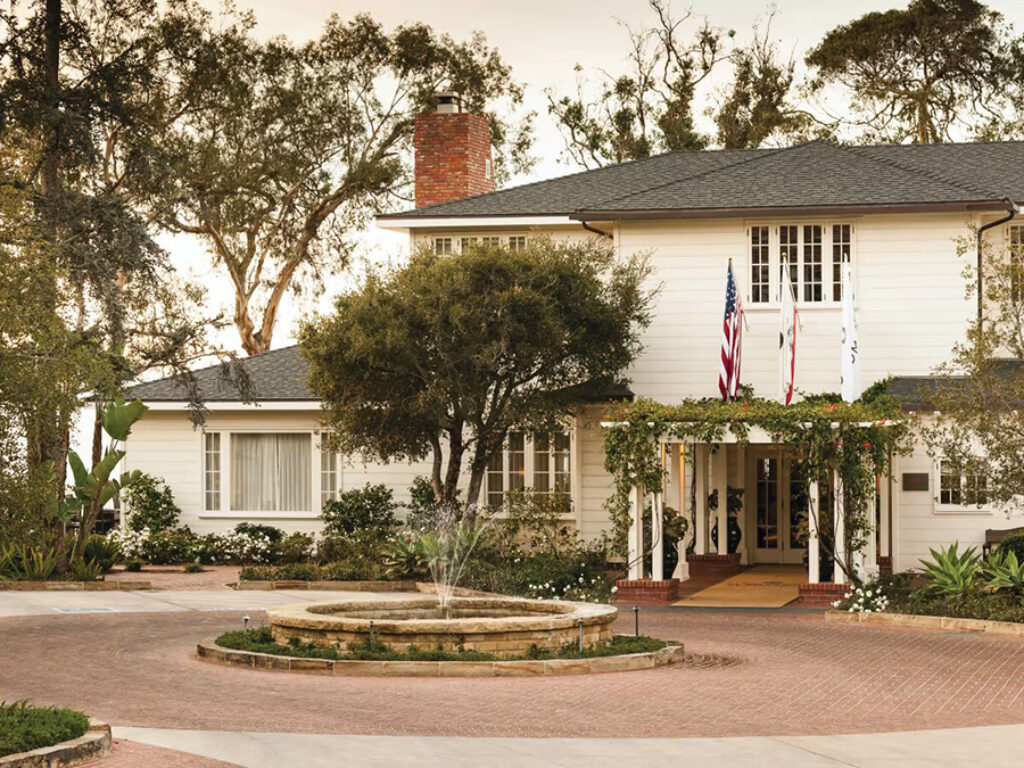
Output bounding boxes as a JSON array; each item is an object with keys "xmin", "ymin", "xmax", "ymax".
[{"xmin": 833, "ymin": 584, "xmax": 889, "ymax": 613}]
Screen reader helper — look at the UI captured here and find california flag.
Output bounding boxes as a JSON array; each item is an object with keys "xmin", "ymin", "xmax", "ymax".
[
  {"xmin": 779, "ymin": 256, "xmax": 797, "ymax": 405},
  {"xmin": 840, "ymin": 261, "xmax": 861, "ymax": 402}
]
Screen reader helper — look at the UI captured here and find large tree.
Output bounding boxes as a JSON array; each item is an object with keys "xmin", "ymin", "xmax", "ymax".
[
  {"xmin": 806, "ymin": 0, "xmax": 1022, "ymax": 144},
  {"xmin": 547, "ymin": 0, "xmax": 731, "ymax": 168},
  {"xmin": 923, "ymin": 228, "xmax": 1024, "ymax": 512},
  {"xmin": 301, "ymin": 239, "xmax": 654, "ymax": 513},
  {"xmin": 162, "ymin": 14, "xmax": 534, "ymax": 356},
  {"xmin": 0, "ymin": 0, "xmax": 234, "ymax": 542}
]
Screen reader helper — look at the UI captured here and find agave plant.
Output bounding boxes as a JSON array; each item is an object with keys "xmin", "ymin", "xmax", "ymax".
[
  {"xmin": 983, "ymin": 549, "xmax": 1024, "ymax": 596},
  {"xmin": 919, "ymin": 542, "xmax": 980, "ymax": 598},
  {"xmin": 67, "ymin": 558, "xmax": 104, "ymax": 582},
  {"xmin": 17, "ymin": 547, "xmax": 60, "ymax": 581}
]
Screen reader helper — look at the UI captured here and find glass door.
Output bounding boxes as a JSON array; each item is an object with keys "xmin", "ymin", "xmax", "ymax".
[{"xmin": 750, "ymin": 451, "xmax": 808, "ymax": 564}]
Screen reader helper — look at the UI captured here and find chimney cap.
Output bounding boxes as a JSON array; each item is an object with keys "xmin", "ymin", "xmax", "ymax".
[{"xmin": 434, "ymin": 91, "xmax": 463, "ymax": 114}]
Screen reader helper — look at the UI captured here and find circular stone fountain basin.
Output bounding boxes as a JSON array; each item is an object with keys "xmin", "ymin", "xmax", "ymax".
[{"xmin": 266, "ymin": 596, "xmax": 618, "ymax": 658}]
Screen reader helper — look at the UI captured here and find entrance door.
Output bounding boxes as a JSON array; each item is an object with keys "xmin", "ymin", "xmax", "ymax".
[{"xmin": 750, "ymin": 451, "xmax": 807, "ymax": 565}]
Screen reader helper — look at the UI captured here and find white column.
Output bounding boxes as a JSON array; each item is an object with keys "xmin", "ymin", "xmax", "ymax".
[
  {"xmin": 862, "ymin": 474, "xmax": 879, "ymax": 581},
  {"xmin": 694, "ymin": 444, "xmax": 708, "ymax": 555},
  {"xmin": 713, "ymin": 445, "xmax": 728, "ymax": 556},
  {"xmin": 807, "ymin": 480, "xmax": 820, "ymax": 584},
  {"xmin": 652, "ymin": 488, "xmax": 665, "ymax": 581},
  {"xmin": 671, "ymin": 443, "xmax": 689, "ymax": 580},
  {"xmin": 833, "ymin": 469, "xmax": 846, "ymax": 584},
  {"xmin": 734, "ymin": 444, "xmax": 748, "ymax": 564},
  {"xmin": 627, "ymin": 482, "xmax": 643, "ymax": 580}
]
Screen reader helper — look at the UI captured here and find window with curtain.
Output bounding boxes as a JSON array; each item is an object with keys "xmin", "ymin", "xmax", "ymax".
[{"xmin": 231, "ymin": 433, "xmax": 311, "ymax": 512}]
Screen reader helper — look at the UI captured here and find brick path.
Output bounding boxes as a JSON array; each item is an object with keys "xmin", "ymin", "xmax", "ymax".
[
  {"xmin": 104, "ymin": 565, "xmax": 241, "ymax": 590},
  {"xmin": 4, "ymin": 607, "xmax": 1024, "ymax": 738}
]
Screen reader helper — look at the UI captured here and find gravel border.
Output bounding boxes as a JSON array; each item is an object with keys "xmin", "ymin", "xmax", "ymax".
[
  {"xmin": 825, "ymin": 609, "xmax": 1024, "ymax": 636},
  {"xmin": 0, "ymin": 720, "xmax": 111, "ymax": 767},
  {"xmin": 196, "ymin": 639, "xmax": 685, "ymax": 677}
]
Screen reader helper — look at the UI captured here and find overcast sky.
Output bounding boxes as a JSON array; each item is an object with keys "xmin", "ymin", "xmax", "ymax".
[{"xmin": 170, "ymin": 0, "xmax": 1024, "ymax": 354}]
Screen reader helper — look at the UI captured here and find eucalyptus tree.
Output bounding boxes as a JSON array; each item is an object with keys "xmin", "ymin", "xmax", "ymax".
[{"xmin": 162, "ymin": 14, "xmax": 534, "ymax": 356}]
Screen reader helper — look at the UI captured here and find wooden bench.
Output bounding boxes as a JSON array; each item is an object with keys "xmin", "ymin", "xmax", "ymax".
[{"xmin": 984, "ymin": 527, "xmax": 1024, "ymax": 555}]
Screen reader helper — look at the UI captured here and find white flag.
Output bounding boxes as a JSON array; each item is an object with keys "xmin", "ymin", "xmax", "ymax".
[
  {"xmin": 779, "ymin": 256, "xmax": 797, "ymax": 405},
  {"xmin": 840, "ymin": 262, "xmax": 860, "ymax": 402}
]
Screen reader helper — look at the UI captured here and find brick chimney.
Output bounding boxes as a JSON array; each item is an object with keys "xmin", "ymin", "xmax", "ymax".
[{"xmin": 413, "ymin": 92, "xmax": 494, "ymax": 209}]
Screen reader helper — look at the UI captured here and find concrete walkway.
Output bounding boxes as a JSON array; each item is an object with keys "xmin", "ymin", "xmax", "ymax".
[
  {"xmin": 0, "ymin": 589, "xmax": 409, "ymax": 617},
  {"xmin": 114, "ymin": 724, "xmax": 1024, "ymax": 767}
]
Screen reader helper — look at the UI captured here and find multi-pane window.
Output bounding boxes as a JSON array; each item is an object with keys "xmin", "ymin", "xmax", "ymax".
[
  {"xmin": 802, "ymin": 225, "xmax": 823, "ymax": 302},
  {"xmin": 748, "ymin": 224, "xmax": 853, "ymax": 304},
  {"xmin": 436, "ymin": 235, "xmax": 524, "ymax": 254},
  {"xmin": 939, "ymin": 460, "xmax": 988, "ymax": 507},
  {"xmin": 203, "ymin": 432, "xmax": 221, "ymax": 511},
  {"xmin": 750, "ymin": 225, "xmax": 770, "ymax": 303},
  {"xmin": 832, "ymin": 224, "xmax": 852, "ymax": 300},
  {"xmin": 485, "ymin": 431, "xmax": 572, "ymax": 507},
  {"xmin": 320, "ymin": 435, "xmax": 340, "ymax": 505}
]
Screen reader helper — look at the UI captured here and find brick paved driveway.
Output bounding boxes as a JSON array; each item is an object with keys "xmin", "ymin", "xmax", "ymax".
[{"xmin": 3, "ymin": 607, "xmax": 1024, "ymax": 738}]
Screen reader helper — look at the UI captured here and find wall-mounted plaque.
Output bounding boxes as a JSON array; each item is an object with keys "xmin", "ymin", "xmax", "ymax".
[{"xmin": 902, "ymin": 472, "xmax": 929, "ymax": 492}]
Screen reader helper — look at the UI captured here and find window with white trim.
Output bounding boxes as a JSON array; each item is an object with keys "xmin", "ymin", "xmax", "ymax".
[
  {"xmin": 433, "ymin": 237, "xmax": 453, "ymax": 255},
  {"xmin": 320, "ymin": 434, "xmax": 340, "ymax": 504},
  {"xmin": 433, "ymin": 235, "xmax": 526, "ymax": 254},
  {"xmin": 748, "ymin": 223, "xmax": 854, "ymax": 305},
  {"xmin": 230, "ymin": 433, "xmax": 311, "ymax": 512},
  {"xmin": 507, "ymin": 235, "xmax": 528, "ymax": 252},
  {"xmin": 203, "ymin": 432, "xmax": 221, "ymax": 512},
  {"xmin": 485, "ymin": 431, "xmax": 572, "ymax": 507},
  {"xmin": 938, "ymin": 459, "xmax": 989, "ymax": 508},
  {"xmin": 460, "ymin": 235, "xmax": 501, "ymax": 252}
]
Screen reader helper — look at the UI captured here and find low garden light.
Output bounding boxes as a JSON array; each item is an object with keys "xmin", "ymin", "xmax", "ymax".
[
  {"xmin": 243, "ymin": 615, "xmax": 250, "ymax": 631},
  {"xmin": 633, "ymin": 605, "xmax": 640, "ymax": 637}
]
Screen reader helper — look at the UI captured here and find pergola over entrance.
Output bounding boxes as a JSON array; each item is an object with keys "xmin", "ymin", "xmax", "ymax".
[{"xmin": 604, "ymin": 421, "xmax": 899, "ymax": 589}]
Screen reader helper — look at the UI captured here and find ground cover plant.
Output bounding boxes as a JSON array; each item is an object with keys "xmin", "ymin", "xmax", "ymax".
[
  {"xmin": 0, "ymin": 701, "xmax": 90, "ymax": 757},
  {"xmin": 215, "ymin": 627, "xmax": 666, "ymax": 662},
  {"xmin": 833, "ymin": 540, "xmax": 1024, "ymax": 623}
]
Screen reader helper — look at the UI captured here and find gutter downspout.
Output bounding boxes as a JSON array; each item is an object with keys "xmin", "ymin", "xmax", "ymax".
[
  {"xmin": 977, "ymin": 197, "xmax": 1019, "ymax": 326},
  {"xmin": 581, "ymin": 221, "xmax": 613, "ymax": 240}
]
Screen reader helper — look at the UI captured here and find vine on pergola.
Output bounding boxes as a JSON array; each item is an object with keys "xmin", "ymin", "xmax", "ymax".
[{"xmin": 602, "ymin": 380, "xmax": 914, "ymax": 582}]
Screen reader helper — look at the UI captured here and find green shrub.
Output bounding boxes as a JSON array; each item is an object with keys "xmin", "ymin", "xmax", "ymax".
[
  {"xmin": 983, "ymin": 549, "xmax": 1024, "ymax": 596},
  {"xmin": 321, "ymin": 484, "xmax": 398, "ymax": 539},
  {"xmin": 383, "ymin": 532, "xmax": 428, "ymax": 579},
  {"xmin": 83, "ymin": 535, "xmax": 119, "ymax": 573},
  {"xmin": 0, "ymin": 701, "xmax": 90, "ymax": 758},
  {"xmin": 67, "ymin": 558, "xmax": 103, "ymax": 581},
  {"xmin": 234, "ymin": 522, "xmax": 284, "ymax": 543},
  {"xmin": 122, "ymin": 473, "xmax": 181, "ymax": 533},
  {"xmin": 188, "ymin": 533, "xmax": 229, "ymax": 565},
  {"xmin": 275, "ymin": 532, "xmax": 314, "ymax": 564},
  {"xmin": 141, "ymin": 529, "xmax": 195, "ymax": 564},
  {"xmin": 124, "ymin": 559, "xmax": 143, "ymax": 572},
  {"xmin": 321, "ymin": 557, "xmax": 385, "ymax": 581},
  {"xmin": 183, "ymin": 560, "xmax": 204, "ymax": 574},
  {"xmin": 997, "ymin": 531, "xmax": 1024, "ymax": 563},
  {"xmin": 404, "ymin": 476, "xmax": 443, "ymax": 531},
  {"xmin": 919, "ymin": 542, "xmax": 980, "ymax": 598},
  {"xmin": 238, "ymin": 565, "xmax": 275, "ymax": 581},
  {"xmin": 0, "ymin": 546, "xmax": 60, "ymax": 581}
]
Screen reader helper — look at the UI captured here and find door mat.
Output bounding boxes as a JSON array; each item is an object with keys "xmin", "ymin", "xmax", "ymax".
[{"xmin": 673, "ymin": 565, "xmax": 805, "ymax": 608}]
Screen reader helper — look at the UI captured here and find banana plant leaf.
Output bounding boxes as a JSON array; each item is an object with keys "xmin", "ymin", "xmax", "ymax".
[{"xmin": 101, "ymin": 397, "xmax": 148, "ymax": 442}]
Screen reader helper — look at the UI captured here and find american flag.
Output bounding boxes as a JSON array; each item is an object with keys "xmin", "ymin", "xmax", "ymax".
[{"xmin": 719, "ymin": 260, "xmax": 744, "ymax": 401}]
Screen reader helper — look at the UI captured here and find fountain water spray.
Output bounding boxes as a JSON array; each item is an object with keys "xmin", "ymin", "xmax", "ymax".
[{"xmin": 420, "ymin": 502, "xmax": 491, "ymax": 615}]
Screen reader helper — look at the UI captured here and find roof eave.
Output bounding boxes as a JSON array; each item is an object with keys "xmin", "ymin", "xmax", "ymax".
[{"xmin": 571, "ymin": 200, "xmax": 1013, "ymax": 221}]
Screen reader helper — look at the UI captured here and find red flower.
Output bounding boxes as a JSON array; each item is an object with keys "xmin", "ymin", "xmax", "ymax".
[
  {"xmin": 827, "ymin": 403, "xmax": 839, "ymax": 411},
  {"xmin": 862, "ymin": 442, "xmax": 872, "ymax": 450}
]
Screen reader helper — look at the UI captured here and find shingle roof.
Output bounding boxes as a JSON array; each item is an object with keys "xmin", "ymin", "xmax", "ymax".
[
  {"xmin": 887, "ymin": 360, "xmax": 1024, "ymax": 411},
  {"xmin": 126, "ymin": 346, "xmax": 314, "ymax": 402},
  {"xmin": 126, "ymin": 345, "xmax": 636, "ymax": 404},
  {"xmin": 380, "ymin": 139, "xmax": 1024, "ymax": 220}
]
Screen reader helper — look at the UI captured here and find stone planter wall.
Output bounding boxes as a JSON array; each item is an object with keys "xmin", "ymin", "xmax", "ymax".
[
  {"xmin": 826, "ymin": 609, "xmax": 1024, "ymax": 637},
  {"xmin": 197, "ymin": 639, "xmax": 685, "ymax": 677},
  {"xmin": 0, "ymin": 580, "xmax": 151, "ymax": 591},
  {"xmin": 0, "ymin": 720, "xmax": 110, "ymax": 767},
  {"xmin": 267, "ymin": 597, "xmax": 618, "ymax": 659}
]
